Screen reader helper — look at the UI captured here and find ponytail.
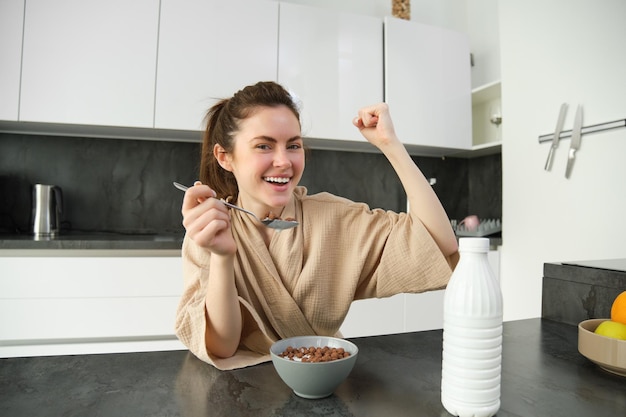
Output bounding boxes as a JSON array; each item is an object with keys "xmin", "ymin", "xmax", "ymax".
[{"xmin": 200, "ymin": 99, "xmax": 238, "ymax": 200}]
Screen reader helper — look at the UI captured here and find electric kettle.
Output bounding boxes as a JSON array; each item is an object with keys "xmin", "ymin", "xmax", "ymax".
[{"xmin": 31, "ymin": 184, "xmax": 63, "ymax": 237}]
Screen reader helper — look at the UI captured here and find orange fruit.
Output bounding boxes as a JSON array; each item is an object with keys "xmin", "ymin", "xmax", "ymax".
[{"xmin": 611, "ymin": 291, "xmax": 626, "ymax": 325}]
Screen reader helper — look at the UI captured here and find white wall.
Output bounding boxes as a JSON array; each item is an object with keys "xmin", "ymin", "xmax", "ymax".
[
  {"xmin": 499, "ymin": 0, "xmax": 626, "ymax": 320},
  {"xmin": 272, "ymin": 0, "xmax": 468, "ymax": 32},
  {"xmin": 410, "ymin": 0, "xmax": 467, "ymax": 33}
]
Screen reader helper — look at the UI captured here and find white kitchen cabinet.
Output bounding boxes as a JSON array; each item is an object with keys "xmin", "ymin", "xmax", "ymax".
[
  {"xmin": 278, "ymin": 2, "xmax": 383, "ymax": 143},
  {"xmin": 471, "ymin": 81, "xmax": 502, "ymax": 152},
  {"xmin": 341, "ymin": 290, "xmax": 446, "ymax": 338},
  {"xmin": 0, "ymin": 0, "xmax": 24, "ymax": 121},
  {"xmin": 19, "ymin": 0, "xmax": 159, "ymax": 128},
  {"xmin": 384, "ymin": 17, "xmax": 472, "ymax": 152},
  {"xmin": 0, "ymin": 255, "xmax": 185, "ymax": 357},
  {"xmin": 340, "ymin": 294, "xmax": 405, "ymax": 337},
  {"xmin": 466, "ymin": 0, "xmax": 501, "ymax": 90},
  {"xmin": 466, "ymin": 0, "xmax": 501, "ymax": 156},
  {"xmin": 155, "ymin": 0, "xmax": 279, "ymax": 131}
]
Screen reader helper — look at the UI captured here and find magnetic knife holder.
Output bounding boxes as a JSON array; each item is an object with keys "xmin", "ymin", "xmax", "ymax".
[{"xmin": 538, "ymin": 118, "xmax": 626, "ymax": 144}]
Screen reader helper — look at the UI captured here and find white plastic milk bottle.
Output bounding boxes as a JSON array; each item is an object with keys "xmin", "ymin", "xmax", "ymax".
[{"xmin": 441, "ymin": 237, "xmax": 503, "ymax": 417}]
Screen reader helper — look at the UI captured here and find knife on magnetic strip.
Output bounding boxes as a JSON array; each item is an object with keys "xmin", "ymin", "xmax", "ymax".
[
  {"xmin": 565, "ymin": 105, "xmax": 583, "ymax": 179},
  {"xmin": 544, "ymin": 103, "xmax": 568, "ymax": 171}
]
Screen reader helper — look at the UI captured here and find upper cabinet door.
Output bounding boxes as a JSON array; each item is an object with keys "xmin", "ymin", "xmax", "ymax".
[
  {"xmin": 278, "ymin": 3, "xmax": 383, "ymax": 142},
  {"xmin": 384, "ymin": 17, "xmax": 471, "ymax": 151},
  {"xmin": 0, "ymin": 0, "xmax": 24, "ymax": 121},
  {"xmin": 155, "ymin": 0, "xmax": 279, "ymax": 131},
  {"xmin": 19, "ymin": 0, "xmax": 159, "ymax": 128}
]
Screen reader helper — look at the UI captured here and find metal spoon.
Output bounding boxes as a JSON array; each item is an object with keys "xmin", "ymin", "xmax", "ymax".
[{"xmin": 173, "ymin": 182, "xmax": 298, "ymax": 230}]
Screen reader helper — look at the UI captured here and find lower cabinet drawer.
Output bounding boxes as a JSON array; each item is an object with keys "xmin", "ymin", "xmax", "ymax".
[
  {"xmin": 340, "ymin": 290, "xmax": 446, "ymax": 338},
  {"xmin": 0, "ymin": 297, "xmax": 180, "ymax": 340},
  {"xmin": 0, "ymin": 256, "xmax": 186, "ymax": 357}
]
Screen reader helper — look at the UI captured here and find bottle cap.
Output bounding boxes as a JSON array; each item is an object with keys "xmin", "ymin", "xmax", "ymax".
[{"xmin": 458, "ymin": 237, "xmax": 489, "ymax": 252}]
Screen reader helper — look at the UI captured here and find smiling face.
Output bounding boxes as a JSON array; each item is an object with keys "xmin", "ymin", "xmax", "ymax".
[{"xmin": 215, "ymin": 105, "xmax": 304, "ymax": 218}]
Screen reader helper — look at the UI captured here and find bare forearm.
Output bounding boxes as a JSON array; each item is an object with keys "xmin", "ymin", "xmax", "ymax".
[
  {"xmin": 353, "ymin": 103, "xmax": 457, "ymax": 257},
  {"xmin": 204, "ymin": 253, "xmax": 242, "ymax": 358},
  {"xmin": 381, "ymin": 141, "xmax": 458, "ymax": 256}
]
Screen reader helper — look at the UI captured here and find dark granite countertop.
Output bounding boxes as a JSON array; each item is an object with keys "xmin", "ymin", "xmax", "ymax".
[
  {"xmin": 1, "ymin": 319, "xmax": 624, "ymax": 416},
  {"xmin": 0, "ymin": 231, "xmax": 184, "ymax": 250},
  {"xmin": 0, "ymin": 233, "xmax": 501, "ymax": 252}
]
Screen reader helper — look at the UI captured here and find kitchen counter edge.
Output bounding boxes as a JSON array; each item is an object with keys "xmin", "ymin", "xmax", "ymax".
[
  {"xmin": 0, "ymin": 233, "xmax": 184, "ymax": 254},
  {"xmin": 0, "ymin": 248, "xmax": 181, "ymax": 257}
]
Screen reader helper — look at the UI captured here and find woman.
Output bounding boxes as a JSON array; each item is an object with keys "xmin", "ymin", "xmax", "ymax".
[{"xmin": 176, "ymin": 81, "xmax": 458, "ymax": 370}]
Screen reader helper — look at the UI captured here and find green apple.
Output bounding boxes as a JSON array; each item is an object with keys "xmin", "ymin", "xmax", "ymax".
[{"xmin": 595, "ymin": 320, "xmax": 626, "ymax": 340}]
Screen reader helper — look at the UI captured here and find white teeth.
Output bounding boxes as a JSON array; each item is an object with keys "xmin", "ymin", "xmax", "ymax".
[{"xmin": 265, "ymin": 177, "xmax": 289, "ymax": 184}]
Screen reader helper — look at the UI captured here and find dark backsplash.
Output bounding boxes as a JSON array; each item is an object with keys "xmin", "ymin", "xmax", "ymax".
[
  {"xmin": 0, "ymin": 133, "xmax": 501, "ymax": 235},
  {"xmin": 468, "ymin": 153, "xmax": 502, "ymax": 219}
]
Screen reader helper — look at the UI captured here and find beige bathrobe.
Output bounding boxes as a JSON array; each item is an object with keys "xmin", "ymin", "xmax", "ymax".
[{"xmin": 175, "ymin": 187, "xmax": 455, "ymax": 370}]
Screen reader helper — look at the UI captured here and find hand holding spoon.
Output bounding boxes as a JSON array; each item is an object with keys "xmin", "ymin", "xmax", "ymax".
[{"xmin": 173, "ymin": 182, "xmax": 298, "ymax": 230}]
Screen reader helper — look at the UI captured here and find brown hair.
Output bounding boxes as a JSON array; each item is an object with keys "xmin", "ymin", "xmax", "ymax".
[{"xmin": 200, "ymin": 81, "xmax": 301, "ymax": 201}]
